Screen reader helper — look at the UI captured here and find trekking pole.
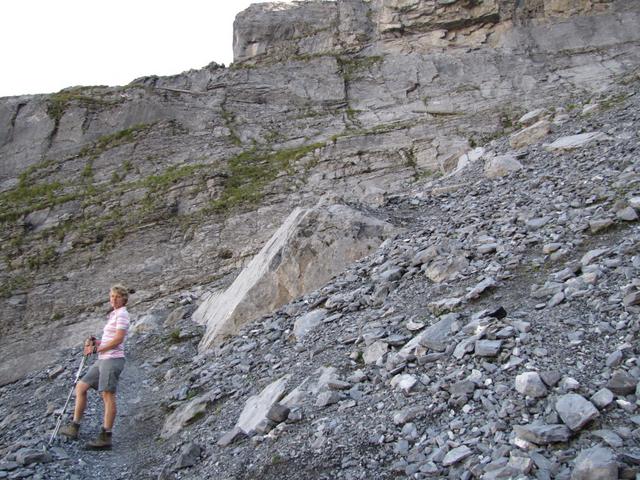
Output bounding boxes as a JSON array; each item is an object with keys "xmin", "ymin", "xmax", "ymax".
[{"xmin": 48, "ymin": 338, "xmax": 94, "ymax": 446}]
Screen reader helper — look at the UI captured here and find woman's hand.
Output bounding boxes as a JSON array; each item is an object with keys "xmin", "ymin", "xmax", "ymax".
[{"xmin": 83, "ymin": 336, "xmax": 98, "ymax": 356}]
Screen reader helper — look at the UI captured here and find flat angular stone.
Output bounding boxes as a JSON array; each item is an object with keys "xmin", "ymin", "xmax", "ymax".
[
  {"xmin": 544, "ymin": 132, "xmax": 608, "ymax": 152},
  {"xmin": 175, "ymin": 443, "xmax": 202, "ymax": 470},
  {"xmin": 453, "ymin": 336, "xmax": 478, "ymax": 359},
  {"xmin": 161, "ymin": 391, "xmax": 217, "ymax": 439},
  {"xmin": 217, "ymin": 427, "xmax": 246, "ymax": 447},
  {"xmin": 581, "ymin": 248, "xmax": 608, "ymax": 266},
  {"xmin": 449, "ymin": 380, "xmax": 476, "ymax": 398},
  {"xmin": 393, "ymin": 407, "xmax": 423, "ymax": 425},
  {"xmin": 590, "ymin": 429, "xmax": 623, "ymax": 448},
  {"xmin": 622, "ymin": 291, "xmax": 640, "ymax": 307},
  {"xmin": 590, "ymin": 388, "xmax": 614, "ymax": 409},
  {"xmin": 316, "ymin": 390, "xmax": 343, "ymax": 408},
  {"xmin": 442, "ymin": 445, "xmax": 473, "ymax": 466},
  {"xmin": 15, "ymin": 449, "xmax": 52, "ymax": 466},
  {"xmin": 606, "ymin": 370, "xmax": 637, "ymax": 395},
  {"xmin": 293, "ymin": 308, "xmax": 327, "ymax": 340},
  {"xmin": 363, "ymin": 341, "xmax": 388, "ymax": 365},
  {"xmin": 509, "ymin": 119, "xmax": 551, "ymax": 149},
  {"xmin": 509, "ymin": 455, "xmax": 534, "ymax": 474},
  {"xmin": 515, "ymin": 372, "xmax": 547, "ymax": 398},
  {"xmin": 427, "ymin": 296, "xmax": 463, "ymax": 314},
  {"xmin": 327, "ymin": 379, "xmax": 351, "ymax": 390},
  {"xmin": 555, "ymin": 394, "xmax": 599, "ymax": 431},
  {"xmin": 391, "ymin": 374, "xmax": 417, "ymax": 394},
  {"xmin": 513, "ymin": 424, "xmax": 571, "ymax": 445},
  {"xmin": 589, "ymin": 218, "xmax": 613, "ymax": 233},
  {"xmin": 540, "ymin": 371, "xmax": 562, "ymax": 387},
  {"xmin": 475, "ymin": 340, "xmax": 502, "ymax": 357},
  {"xmin": 628, "ymin": 196, "xmax": 640, "ymax": 210},
  {"xmin": 401, "ymin": 313, "xmax": 458, "ymax": 354},
  {"xmin": 465, "ymin": 277, "xmax": 496, "ymax": 300},
  {"xmin": 237, "ymin": 375, "xmax": 290, "ymax": 434},
  {"xmin": 617, "ymin": 206, "xmax": 638, "ymax": 221},
  {"xmin": 605, "ymin": 350, "xmax": 623, "ymax": 368},
  {"xmin": 571, "ymin": 446, "xmax": 617, "ymax": 480},
  {"xmin": 484, "ymin": 154, "xmax": 523, "ymax": 178},
  {"xmin": 518, "ymin": 108, "xmax": 548, "ymax": 126},
  {"xmin": 266, "ymin": 403, "xmax": 291, "ymax": 423}
]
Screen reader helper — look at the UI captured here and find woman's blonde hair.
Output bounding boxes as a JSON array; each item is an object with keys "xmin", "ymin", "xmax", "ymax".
[{"xmin": 110, "ymin": 284, "xmax": 129, "ymax": 304}]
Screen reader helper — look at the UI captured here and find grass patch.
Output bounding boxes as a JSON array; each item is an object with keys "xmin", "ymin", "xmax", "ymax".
[
  {"xmin": 46, "ymin": 87, "xmax": 119, "ymax": 125},
  {"xmin": 0, "ymin": 275, "xmax": 32, "ymax": 299},
  {"xmin": 142, "ymin": 163, "xmax": 205, "ymax": 192},
  {"xmin": 337, "ymin": 55, "xmax": 384, "ymax": 81},
  {"xmin": 0, "ymin": 181, "xmax": 70, "ymax": 223},
  {"xmin": 26, "ymin": 245, "xmax": 58, "ymax": 270},
  {"xmin": 209, "ymin": 143, "xmax": 324, "ymax": 212},
  {"xmin": 78, "ymin": 123, "xmax": 152, "ymax": 158},
  {"xmin": 168, "ymin": 329, "xmax": 182, "ymax": 343}
]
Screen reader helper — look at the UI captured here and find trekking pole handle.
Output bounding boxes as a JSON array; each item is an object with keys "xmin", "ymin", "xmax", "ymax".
[{"xmin": 83, "ymin": 336, "xmax": 97, "ymax": 356}]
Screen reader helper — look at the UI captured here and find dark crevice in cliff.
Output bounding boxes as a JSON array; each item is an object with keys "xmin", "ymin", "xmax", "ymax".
[{"xmin": 3, "ymin": 102, "xmax": 26, "ymax": 148}]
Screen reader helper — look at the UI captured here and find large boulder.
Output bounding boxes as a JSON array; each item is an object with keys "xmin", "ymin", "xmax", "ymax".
[{"xmin": 196, "ymin": 202, "xmax": 398, "ymax": 350}]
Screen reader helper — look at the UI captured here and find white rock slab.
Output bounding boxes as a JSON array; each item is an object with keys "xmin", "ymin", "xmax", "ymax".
[
  {"xmin": 196, "ymin": 203, "xmax": 397, "ymax": 350},
  {"xmin": 509, "ymin": 120, "xmax": 551, "ymax": 149},
  {"xmin": 484, "ymin": 154, "xmax": 523, "ymax": 178},
  {"xmin": 237, "ymin": 375, "xmax": 290, "ymax": 434},
  {"xmin": 544, "ymin": 132, "xmax": 608, "ymax": 152},
  {"xmin": 293, "ymin": 308, "xmax": 327, "ymax": 340}
]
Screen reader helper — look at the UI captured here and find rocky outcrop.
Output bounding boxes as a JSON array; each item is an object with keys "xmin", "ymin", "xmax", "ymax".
[{"xmin": 196, "ymin": 201, "xmax": 398, "ymax": 350}]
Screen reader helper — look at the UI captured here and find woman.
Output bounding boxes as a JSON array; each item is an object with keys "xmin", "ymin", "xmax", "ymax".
[{"xmin": 60, "ymin": 284, "xmax": 131, "ymax": 449}]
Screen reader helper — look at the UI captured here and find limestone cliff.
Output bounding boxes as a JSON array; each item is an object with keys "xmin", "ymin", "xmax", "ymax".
[{"xmin": 0, "ymin": 0, "xmax": 639, "ymax": 385}]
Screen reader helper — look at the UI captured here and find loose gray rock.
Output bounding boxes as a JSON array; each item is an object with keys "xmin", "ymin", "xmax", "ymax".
[
  {"xmin": 316, "ymin": 391, "xmax": 342, "ymax": 408},
  {"xmin": 475, "ymin": 339, "xmax": 502, "ymax": 357},
  {"xmin": 622, "ymin": 291, "xmax": 640, "ymax": 307},
  {"xmin": 266, "ymin": 403, "xmax": 291, "ymax": 424},
  {"xmin": 590, "ymin": 388, "xmax": 614, "ymax": 409},
  {"xmin": 606, "ymin": 370, "xmax": 637, "ymax": 395},
  {"xmin": 237, "ymin": 375, "xmax": 290, "ymax": 434},
  {"xmin": 515, "ymin": 372, "xmax": 547, "ymax": 398},
  {"xmin": 570, "ymin": 446, "xmax": 617, "ymax": 480},
  {"xmin": 544, "ymin": 132, "xmax": 608, "ymax": 152},
  {"xmin": 590, "ymin": 429, "xmax": 623, "ymax": 448},
  {"xmin": 484, "ymin": 155, "xmax": 523, "ymax": 178},
  {"xmin": 617, "ymin": 206, "xmax": 638, "ymax": 221},
  {"xmin": 513, "ymin": 424, "xmax": 572, "ymax": 445},
  {"xmin": 363, "ymin": 341, "xmax": 388, "ymax": 365},
  {"xmin": 442, "ymin": 445, "xmax": 473, "ymax": 466},
  {"xmin": 15, "ymin": 449, "xmax": 51, "ymax": 466},
  {"xmin": 556, "ymin": 394, "xmax": 599, "ymax": 431},
  {"xmin": 293, "ymin": 309, "xmax": 328, "ymax": 340},
  {"xmin": 175, "ymin": 443, "xmax": 202, "ymax": 470},
  {"xmin": 217, "ymin": 427, "xmax": 246, "ymax": 447}
]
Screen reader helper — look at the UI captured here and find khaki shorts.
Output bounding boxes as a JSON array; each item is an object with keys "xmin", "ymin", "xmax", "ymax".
[{"xmin": 81, "ymin": 358, "xmax": 125, "ymax": 393}]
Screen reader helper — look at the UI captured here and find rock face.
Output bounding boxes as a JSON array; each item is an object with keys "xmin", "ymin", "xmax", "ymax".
[{"xmin": 195, "ymin": 202, "xmax": 397, "ymax": 350}]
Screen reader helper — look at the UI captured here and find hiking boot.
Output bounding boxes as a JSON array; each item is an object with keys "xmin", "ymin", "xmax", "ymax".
[
  {"xmin": 58, "ymin": 421, "xmax": 80, "ymax": 440},
  {"xmin": 85, "ymin": 428, "xmax": 112, "ymax": 450}
]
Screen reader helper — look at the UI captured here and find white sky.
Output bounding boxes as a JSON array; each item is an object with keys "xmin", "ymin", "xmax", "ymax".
[{"xmin": 0, "ymin": 0, "xmax": 276, "ymax": 98}]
